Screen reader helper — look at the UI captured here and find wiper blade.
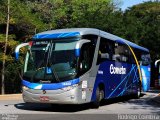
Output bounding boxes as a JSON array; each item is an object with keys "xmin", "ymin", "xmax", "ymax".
[
  {"xmin": 45, "ymin": 42, "xmax": 60, "ymax": 83},
  {"xmin": 30, "ymin": 41, "xmax": 61, "ymax": 83}
]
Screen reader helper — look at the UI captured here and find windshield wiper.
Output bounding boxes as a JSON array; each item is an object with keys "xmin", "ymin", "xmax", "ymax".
[
  {"xmin": 45, "ymin": 42, "xmax": 60, "ymax": 83},
  {"xmin": 28, "ymin": 49, "xmax": 34, "ymax": 62},
  {"xmin": 30, "ymin": 42, "xmax": 60, "ymax": 83}
]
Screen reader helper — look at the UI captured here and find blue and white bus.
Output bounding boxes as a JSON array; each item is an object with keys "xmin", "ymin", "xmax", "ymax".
[{"xmin": 15, "ymin": 28, "xmax": 151, "ymax": 108}]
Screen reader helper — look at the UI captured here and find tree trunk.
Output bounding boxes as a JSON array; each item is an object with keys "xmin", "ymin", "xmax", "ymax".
[{"xmin": 1, "ymin": 0, "xmax": 10, "ymax": 94}]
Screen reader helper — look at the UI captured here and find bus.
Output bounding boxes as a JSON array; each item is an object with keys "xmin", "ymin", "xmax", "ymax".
[
  {"xmin": 155, "ymin": 60, "xmax": 160, "ymax": 88},
  {"xmin": 15, "ymin": 28, "xmax": 151, "ymax": 108}
]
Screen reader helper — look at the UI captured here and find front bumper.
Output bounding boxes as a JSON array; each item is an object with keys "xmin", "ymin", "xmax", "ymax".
[{"xmin": 22, "ymin": 87, "xmax": 80, "ymax": 104}]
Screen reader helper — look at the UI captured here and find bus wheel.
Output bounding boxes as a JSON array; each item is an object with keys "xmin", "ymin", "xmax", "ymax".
[
  {"xmin": 92, "ymin": 87, "xmax": 104, "ymax": 108},
  {"xmin": 137, "ymin": 87, "xmax": 141, "ymax": 98},
  {"xmin": 135, "ymin": 83, "xmax": 142, "ymax": 99}
]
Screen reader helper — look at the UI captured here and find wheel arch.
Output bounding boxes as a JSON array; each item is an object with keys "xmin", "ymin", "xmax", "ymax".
[{"xmin": 91, "ymin": 81, "xmax": 105, "ymax": 101}]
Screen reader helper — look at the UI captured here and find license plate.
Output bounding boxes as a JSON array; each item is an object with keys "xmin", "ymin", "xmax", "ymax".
[{"xmin": 40, "ymin": 96, "xmax": 49, "ymax": 102}]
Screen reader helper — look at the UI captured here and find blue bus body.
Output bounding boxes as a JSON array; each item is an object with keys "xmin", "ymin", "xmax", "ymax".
[
  {"xmin": 15, "ymin": 28, "xmax": 151, "ymax": 106},
  {"xmin": 91, "ymin": 61, "xmax": 139, "ymax": 100},
  {"xmin": 141, "ymin": 65, "xmax": 151, "ymax": 92}
]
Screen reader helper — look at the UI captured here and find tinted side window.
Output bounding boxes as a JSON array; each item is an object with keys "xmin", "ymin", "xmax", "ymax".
[
  {"xmin": 114, "ymin": 43, "xmax": 129, "ymax": 62},
  {"xmin": 133, "ymin": 49, "xmax": 141, "ymax": 64},
  {"xmin": 97, "ymin": 38, "xmax": 114, "ymax": 64},
  {"xmin": 133, "ymin": 49, "xmax": 151, "ymax": 66},
  {"xmin": 82, "ymin": 35, "xmax": 98, "ymax": 48},
  {"xmin": 78, "ymin": 43, "xmax": 95, "ymax": 75}
]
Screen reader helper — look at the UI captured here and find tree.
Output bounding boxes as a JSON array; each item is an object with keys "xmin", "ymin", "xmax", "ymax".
[
  {"xmin": 123, "ymin": 1, "xmax": 160, "ymax": 60},
  {"xmin": 0, "ymin": 0, "xmax": 121, "ymax": 94},
  {"xmin": 50, "ymin": 0, "xmax": 113, "ymax": 29},
  {"xmin": 1, "ymin": 0, "xmax": 10, "ymax": 94}
]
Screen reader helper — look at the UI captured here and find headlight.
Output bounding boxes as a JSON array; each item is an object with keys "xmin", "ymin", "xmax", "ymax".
[
  {"xmin": 22, "ymin": 86, "xmax": 29, "ymax": 91},
  {"xmin": 62, "ymin": 84, "xmax": 78, "ymax": 91}
]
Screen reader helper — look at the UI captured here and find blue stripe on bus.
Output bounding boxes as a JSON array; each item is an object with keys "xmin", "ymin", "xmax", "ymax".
[
  {"xmin": 119, "ymin": 64, "xmax": 138, "ymax": 97},
  {"xmin": 107, "ymin": 64, "xmax": 137, "ymax": 99},
  {"xmin": 22, "ymin": 78, "xmax": 80, "ymax": 90},
  {"xmin": 33, "ymin": 32, "xmax": 80, "ymax": 39},
  {"xmin": 91, "ymin": 61, "xmax": 139, "ymax": 101}
]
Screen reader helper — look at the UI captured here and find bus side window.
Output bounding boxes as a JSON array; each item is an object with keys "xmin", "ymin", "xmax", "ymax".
[
  {"xmin": 82, "ymin": 35, "xmax": 98, "ymax": 48},
  {"xmin": 79, "ymin": 43, "xmax": 94, "ymax": 75},
  {"xmin": 131, "ymin": 49, "xmax": 151, "ymax": 66},
  {"xmin": 114, "ymin": 43, "xmax": 129, "ymax": 62},
  {"xmin": 141, "ymin": 52, "xmax": 151, "ymax": 66},
  {"xmin": 97, "ymin": 38, "xmax": 114, "ymax": 64},
  {"xmin": 134, "ymin": 49, "xmax": 143, "ymax": 65}
]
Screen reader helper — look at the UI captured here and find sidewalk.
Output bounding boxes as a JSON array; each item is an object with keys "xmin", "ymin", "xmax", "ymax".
[
  {"xmin": 0, "ymin": 94, "xmax": 22, "ymax": 100},
  {"xmin": 152, "ymin": 93, "xmax": 160, "ymax": 104},
  {"xmin": 149, "ymin": 88, "xmax": 160, "ymax": 104}
]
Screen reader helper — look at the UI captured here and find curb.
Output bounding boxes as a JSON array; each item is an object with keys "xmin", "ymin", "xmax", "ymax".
[{"xmin": 0, "ymin": 94, "xmax": 22, "ymax": 100}]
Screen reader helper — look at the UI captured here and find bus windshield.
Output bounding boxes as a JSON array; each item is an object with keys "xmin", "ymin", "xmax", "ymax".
[{"xmin": 23, "ymin": 39, "xmax": 78, "ymax": 83}]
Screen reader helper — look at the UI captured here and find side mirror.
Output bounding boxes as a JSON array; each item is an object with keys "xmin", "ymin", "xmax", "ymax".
[
  {"xmin": 75, "ymin": 39, "xmax": 90, "ymax": 57},
  {"xmin": 155, "ymin": 60, "xmax": 160, "ymax": 68},
  {"xmin": 15, "ymin": 43, "xmax": 29, "ymax": 60}
]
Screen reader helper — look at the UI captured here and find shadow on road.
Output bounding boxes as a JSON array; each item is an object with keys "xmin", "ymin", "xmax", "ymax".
[
  {"xmin": 14, "ymin": 93, "xmax": 158, "ymax": 113},
  {"xmin": 117, "ymin": 93, "xmax": 160, "ymax": 114},
  {"xmin": 14, "ymin": 97, "xmax": 131, "ymax": 113},
  {"xmin": 14, "ymin": 102, "xmax": 92, "ymax": 112},
  {"xmin": 101, "ymin": 93, "xmax": 145, "ymax": 106}
]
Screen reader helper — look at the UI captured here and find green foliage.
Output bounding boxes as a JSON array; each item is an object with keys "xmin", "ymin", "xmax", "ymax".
[
  {"xmin": 52, "ymin": 0, "xmax": 113, "ymax": 29},
  {"xmin": 4, "ymin": 61, "xmax": 23, "ymax": 94},
  {"xmin": 0, "ymin": 0, "xmax": 113, "ymax": 93},
  {"xmin": 122, "ymin": 1, "xmax": 160, "ymax": 59},
  {"xmin": 0, "ymin": 0, "xmax": 159, "ymax": 93}
]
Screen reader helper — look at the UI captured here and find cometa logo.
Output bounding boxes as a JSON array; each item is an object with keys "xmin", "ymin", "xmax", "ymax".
[{"xmin": 110, "ymin": 64, "xmax": 126, "ymax": 74}]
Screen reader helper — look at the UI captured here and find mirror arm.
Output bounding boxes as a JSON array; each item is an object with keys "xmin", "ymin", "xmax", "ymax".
[
  {"xmin": 15, "ymin": 43, "xmax": 29, "ymax": 60},
  {"xmin": 155, "ymin": 59, "xmax": 160, "ymax": 68},
  {"xmin": 75, "ymin": 39, "xmax": 90, "ymax": 57}
]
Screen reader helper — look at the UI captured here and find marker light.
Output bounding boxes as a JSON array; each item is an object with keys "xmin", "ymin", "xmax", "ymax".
[{"xmin": 29, "ymin": 41, "xmax": 33, "ymax": 46}]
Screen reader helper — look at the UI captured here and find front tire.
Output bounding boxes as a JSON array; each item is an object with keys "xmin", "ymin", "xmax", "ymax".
[{"xmin": 92, "ymin": 87, "xmax": 104, "ymax": 108}]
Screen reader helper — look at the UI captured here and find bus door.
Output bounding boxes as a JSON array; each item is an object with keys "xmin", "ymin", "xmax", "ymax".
[{"xmin": 97, "ymin": 38, "xmax": 116, "ymax": 98}]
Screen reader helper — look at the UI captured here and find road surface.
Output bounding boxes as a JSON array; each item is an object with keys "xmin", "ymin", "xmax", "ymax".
[{"xmin": 0, "ymin": 90, "xmax": 160, "ymax": 120}]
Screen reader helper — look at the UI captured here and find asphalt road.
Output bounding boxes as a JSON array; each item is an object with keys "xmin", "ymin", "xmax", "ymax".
[{"xmin": 0, "ymin": 90, "xmax": 160, "ymax": 120}]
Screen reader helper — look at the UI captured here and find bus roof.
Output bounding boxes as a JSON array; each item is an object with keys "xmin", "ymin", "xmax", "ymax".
[{"xmin": 33, "ymin": 28, "xmax": 149, "ymax": 52}]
